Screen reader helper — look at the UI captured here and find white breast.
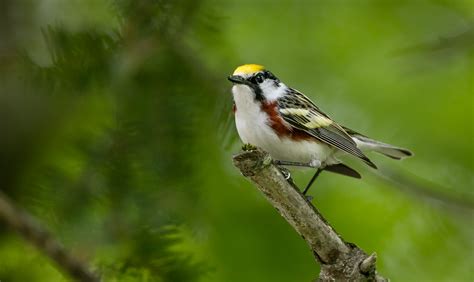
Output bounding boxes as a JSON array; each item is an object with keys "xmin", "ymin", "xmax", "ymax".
[
  {"xmin": 232, "ymin": 84, "xmax": 276, "ymax": 145},
  {"xmin": 232, "ymin": 85, "xmax": 336, "ymax": 165}
]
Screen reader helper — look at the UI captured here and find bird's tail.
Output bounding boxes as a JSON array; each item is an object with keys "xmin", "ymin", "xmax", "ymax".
[{"xmin": 343, "ymin": 127, "xmax": 413, "ymax": 160}]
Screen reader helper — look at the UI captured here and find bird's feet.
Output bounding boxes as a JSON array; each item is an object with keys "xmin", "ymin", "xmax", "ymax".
[
  {"xmin": 242, "ymin": 143, "xmax": 257, "ymax": 151},
  {"xmin": 278, "ymin": 167, "xmax": 291, "ymax": 180}
]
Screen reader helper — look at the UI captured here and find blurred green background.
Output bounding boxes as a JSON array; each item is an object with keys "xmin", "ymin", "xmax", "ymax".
[{"xmin": 0, "ymin": 0, "xmax": 473, "ymax": 281}]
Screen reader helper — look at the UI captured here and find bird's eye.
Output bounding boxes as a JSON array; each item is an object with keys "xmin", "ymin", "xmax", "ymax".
[{"xmin": 255, "ymin": 73, "xmax": 265, "ymax": 84}]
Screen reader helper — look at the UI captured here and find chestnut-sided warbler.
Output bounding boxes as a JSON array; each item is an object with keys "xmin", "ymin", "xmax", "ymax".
[{"xmin": 228, "ymin": 64, "xmax": 412, "ymax": 195}]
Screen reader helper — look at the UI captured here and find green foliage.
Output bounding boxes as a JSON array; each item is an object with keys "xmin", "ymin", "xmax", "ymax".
[{"xmin": 0, "ymin": 0, "xmax": 473, "ymax": 281}]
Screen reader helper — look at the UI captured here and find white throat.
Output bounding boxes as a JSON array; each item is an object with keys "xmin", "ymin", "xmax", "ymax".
[
  {"xmin": 232, "ymin": 84, "xmax": 268, "ymax": 145},
  {"xmin": 232, "ymin": 84, "xmax": 262, "ymax": 120}
]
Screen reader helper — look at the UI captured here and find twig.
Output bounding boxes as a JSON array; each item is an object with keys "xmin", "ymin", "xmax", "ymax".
[
  {"xmin": 360, "ymin": 252, "xmax": 378, "ymax": 274},
  {"xmin": 0, "ymin": 190, "xmax": 100, "ymax": 282},
  {"xmin": 233, "ymin": 148, "xmax": 387, "ymax": 281}
]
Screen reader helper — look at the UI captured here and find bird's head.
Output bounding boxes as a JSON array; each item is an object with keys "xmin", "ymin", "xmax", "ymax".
[{"xmin": 228, "ymin": 64, "xmax": 283, "ymax": 101}]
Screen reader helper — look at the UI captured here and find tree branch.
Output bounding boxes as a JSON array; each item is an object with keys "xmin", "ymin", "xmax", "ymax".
[
  {"xmin": 233, "ymin": 148, "xmax": 387, "ymax": 281},
  {"xmin": 0, "ymin": 190, "xmax": 99, "ymax": 282}
]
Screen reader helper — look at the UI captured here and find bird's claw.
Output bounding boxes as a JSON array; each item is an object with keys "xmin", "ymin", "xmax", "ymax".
[
  {"xmin": 242, "ymin": 143, "xmax": 257, "ymax": 151},
  {"xmin": 279, "ymin": 167, "xmax": 291, "ymax": 180}
]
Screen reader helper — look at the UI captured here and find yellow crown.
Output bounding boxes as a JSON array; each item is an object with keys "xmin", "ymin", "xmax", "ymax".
[{"xmin": 233, "ymin": 64, "xmax": 265, "ymax": 75}]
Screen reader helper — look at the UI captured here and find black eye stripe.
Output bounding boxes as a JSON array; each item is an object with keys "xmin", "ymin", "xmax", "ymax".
[
  {"xmin": 263, "ymin": 71, "xmax": 275, "ymax": 79},
  {"xmin": 250, "ymin": 71, "xmax": 278, "ymax": 83},
  {"xmin": 248, "ymin": 71, "xmax": 279, "ymax": 84},
  {"xmin": 248, "ymin": 76, "xmax": 257, "ymax": 84}
]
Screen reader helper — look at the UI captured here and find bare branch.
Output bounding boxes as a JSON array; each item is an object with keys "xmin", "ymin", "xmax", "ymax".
[
  {"xmin": 0, "ymin": 190, "xmax": 99, "ymax": 282},
  {"xmin": 233, "ymin": 148, "xmax": 387, "ymax": 281}
]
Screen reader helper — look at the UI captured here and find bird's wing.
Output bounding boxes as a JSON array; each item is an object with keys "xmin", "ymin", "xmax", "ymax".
[{"xmin": 277, "ymin": 88, "xmax": 376, "ymax": 168}]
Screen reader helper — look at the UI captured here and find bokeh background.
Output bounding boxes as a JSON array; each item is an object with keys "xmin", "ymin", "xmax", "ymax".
[{"xmin": 1, "ymin": 0, "xmax": 473, "ymax": 281}]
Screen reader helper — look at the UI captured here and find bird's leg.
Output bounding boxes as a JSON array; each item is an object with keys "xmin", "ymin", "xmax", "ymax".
[
  {"xmin": 273, "ymin": 159, "xmax": 323, "ymax": 200},
  {"xmin": 273, "ymin": 160, "xmax": 321, "ymax": 168},
  {"xmin": 303, "ymin": 168, "xmax": 323, "ymax": 196},
  {"xmin": 273, "ymin": 160, "xmax": 310, "ymax": 167}
]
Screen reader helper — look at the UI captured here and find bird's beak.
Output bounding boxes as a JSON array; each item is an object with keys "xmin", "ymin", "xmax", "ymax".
[{"xmin": 228, "ymin": 75, "xmax": 246, "ymax": 84}]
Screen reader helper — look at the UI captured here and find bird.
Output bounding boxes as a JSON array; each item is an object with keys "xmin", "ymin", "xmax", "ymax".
[{"xmin": 228, "ymin": 64, "xmax": 412, "ymax": 195}]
